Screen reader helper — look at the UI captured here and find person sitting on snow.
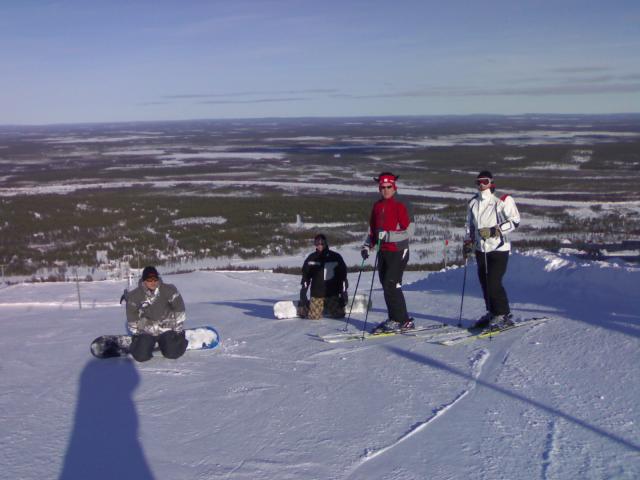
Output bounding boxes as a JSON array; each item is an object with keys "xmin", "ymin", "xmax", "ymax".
[
  {"xmin": 125, "ymin": 266, "xmax": 188, "ymax": 362},
  {"xmin": 299, "ymin": 234, "xmax": 348, "ymax": 320}
]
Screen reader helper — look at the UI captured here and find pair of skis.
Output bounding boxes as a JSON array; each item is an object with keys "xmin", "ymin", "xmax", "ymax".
[{"xmin": 316, "ymin": 316, "xmax": 549, "ymax": 345}]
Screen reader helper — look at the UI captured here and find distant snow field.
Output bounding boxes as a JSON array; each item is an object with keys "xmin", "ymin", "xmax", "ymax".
[
  {"xmin": 159, "ymin": 152, "xmax": 287, "ymax": 161},
  {"xmin": 173, "ymin": 216, "xmax": 227, "ymax": 226}
]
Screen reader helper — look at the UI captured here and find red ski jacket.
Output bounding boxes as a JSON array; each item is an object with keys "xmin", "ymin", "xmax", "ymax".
[{"xmin": 366, "ymin": 196, "xmax": 413, "ymax": 252}]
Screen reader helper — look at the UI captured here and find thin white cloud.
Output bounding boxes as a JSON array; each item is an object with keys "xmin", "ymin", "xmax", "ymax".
[
  {"xmin": 164, "ymin": 89, "xmax": 337, "ymax": 99},
  {"xmin": 334, "ymin": 82, "xmax": 640, "ymax": 99},
  {"xmin": 549, "ymin": 66, "xmax": 612, "ymax": 74},
  {"xmin": 198, "ymin": 97, "xmax": 309, "ymax": 104}
]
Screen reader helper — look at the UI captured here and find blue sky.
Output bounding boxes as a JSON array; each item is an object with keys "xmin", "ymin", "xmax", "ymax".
[{"xmin": 1, "ymin": 0, "xmax": 639, "ymax": 124}]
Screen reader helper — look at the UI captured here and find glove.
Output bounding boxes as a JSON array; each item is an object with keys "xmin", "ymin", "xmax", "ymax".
[
  {"xmin": 478, "ymin": 227, "xmax": 499, "ymax": 240},
  {"xmin": 360, "ymin": 248, "xmax": 369, "ymax": 260},
  {"xmin": 119, "ymin": 289, "xmax": 128, "ymax": 305},
  {"xmin": 135, "ymin": 317, "xmax": 151, "ymax": 334},
  {"xmin": 340, "ymin": 291, "xmax": 348, "ymax": 307},
  {"xmin": 299, "ymin": 287, "xmax": 309, "ymax": 306},
  {"xmin": 377, "ymin": 230, "xmax": 388, "ymax": 242},
  {"xmin": 462, "ymin": 240, "xmax": 473, "ymax": 258}
]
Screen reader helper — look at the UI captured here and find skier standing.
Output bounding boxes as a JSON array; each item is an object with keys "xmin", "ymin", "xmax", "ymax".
[
  {"xmin": 125, "ymin": 266, "xmax": 188, "ymax": 362},
  {"xmin": 299, "ymin": 234, "xmax": 349, "ymax": 320},
  {"xmin": 463, "ymin": 171, "xmax": 521, "ymax": 329},
  {"xmin": 361, "ymin": 172, "xmax": 415, "ymax": 333}
]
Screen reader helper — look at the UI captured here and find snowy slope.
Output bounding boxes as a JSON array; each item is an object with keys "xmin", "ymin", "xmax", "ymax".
[{"xmin": 0, "ymin": 251, "xmax": 638, "ymax": 479}]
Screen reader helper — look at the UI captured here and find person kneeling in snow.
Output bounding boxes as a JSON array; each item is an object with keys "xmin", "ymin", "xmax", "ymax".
[
  {"xmin": 125, "ymin": 266, "xmax": 188, "ymax": 362},
  {"xmin": 299, "ymin": 234, "xmax": 349, "ymax": 320}
]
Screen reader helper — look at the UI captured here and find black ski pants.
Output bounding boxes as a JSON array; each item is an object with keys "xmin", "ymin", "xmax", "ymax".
[
  {"xmin": 377, "ymin": 249, "xmax": 410, "ymax": 322},
  {"xmin": 130, "ymin": 330, "xmax": 188, "ymax": 362},
  {"xmin": 475, "ymin": 250, "xmax": 510, "ymax": 316}
]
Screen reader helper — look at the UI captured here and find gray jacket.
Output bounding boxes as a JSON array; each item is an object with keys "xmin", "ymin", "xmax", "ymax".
[{"xmin": 126, "ymin": 280, "xmax": 186, "ymax": 335}]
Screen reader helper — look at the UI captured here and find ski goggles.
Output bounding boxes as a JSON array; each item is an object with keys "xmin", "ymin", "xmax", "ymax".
[{"xmin": 476, "ymin": 178, "xmax": 492, "ymax": 186}]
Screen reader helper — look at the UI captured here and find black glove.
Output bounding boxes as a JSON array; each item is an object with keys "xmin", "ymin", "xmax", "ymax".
[
  {"xmin": 119, "ymin": 289, "xmax": 128, "ymax": 305},
  {"xmin": 360, "ymin": 248, "xmax": 369, "ymax": 260},
  {"xmin": 462, "ymin": 240, "xmax": 473, "ymax": 258},
  {"xmin": 299, "ymin": 287, "xmax": 309, "ymax": 306},
  {"xmin": 340, "ymin": 291, "xmax": 348, "ymax": 307}
]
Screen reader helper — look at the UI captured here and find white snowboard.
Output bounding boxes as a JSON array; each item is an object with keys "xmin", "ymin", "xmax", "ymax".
[{"xmin": 273, "ymin": 294, "xmax": 370, "ymax": 319}]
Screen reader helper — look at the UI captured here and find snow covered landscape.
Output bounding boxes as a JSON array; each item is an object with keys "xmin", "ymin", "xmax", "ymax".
[
  {"xmin": 2, "ymin": 1, "xmax": 639, "ymax": 477},
  {"xmin": 1, "ymin": 249, "xmax": 638, "ymax": 479},
  {"xmin": 2, "ymin": 115, "xmax": 639, "ymax": 278}
]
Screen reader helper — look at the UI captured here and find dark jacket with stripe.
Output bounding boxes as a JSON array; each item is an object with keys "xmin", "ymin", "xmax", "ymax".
[{"xmin": 301, "ymin": 249, "xmax": 348, "ymax": 298}]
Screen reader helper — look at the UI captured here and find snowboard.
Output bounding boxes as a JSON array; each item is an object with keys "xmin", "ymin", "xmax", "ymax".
[
  {"xmin": 273, "ymin": 294, "xmax": 370, "ymax": 319},
  {"xmin": 90, "ymin": 326, "xmax": 220, "ymax": 359}
]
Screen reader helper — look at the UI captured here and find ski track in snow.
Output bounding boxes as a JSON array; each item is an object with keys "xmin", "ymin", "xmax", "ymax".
[
  {"xmin": 347, "ymin": 349, "xmax": 491, "ymax": 477},
  {"xmin": 541, "ymin": 418, "xmax": 559, "ymax": 480},
  {"xmin": 137, "ymin": 367, "xmax": 203, "ymax": 377},
  {"xmin": 0, "ymin": 301, "xmax": 117, "ymax": 308}
]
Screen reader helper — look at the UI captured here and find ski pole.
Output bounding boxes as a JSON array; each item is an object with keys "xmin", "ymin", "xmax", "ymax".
[
  {"xmin": 361, "ymin": 238, "xmax": 382, "ymax": 340},
  {"xmin": 483, "ymin": 246, "xmax": 494, "ymax": 340},
  {"xmin": 342, "ymin": 258, "xmax": 366, "ymax": 332},
  {"xmin": 457, "ymin": 256, "xmax": 468, "ymax": 328}
]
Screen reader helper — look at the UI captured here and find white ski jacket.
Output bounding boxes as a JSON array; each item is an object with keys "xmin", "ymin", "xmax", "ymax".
[{"xmin": 466, "ymin": 189, "xmax": 520, "ymax": 253}]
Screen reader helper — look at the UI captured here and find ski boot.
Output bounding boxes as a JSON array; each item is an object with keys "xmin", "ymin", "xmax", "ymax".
[
  {"xmin": 490, "ymin": 314, "xmax": 515, "ymax": 330},
  {"xmin": 372, "ymin": 319, "xmax": 400, "ymax": 334},
  {"xmin": 400, "ymin": 318, "xmax": 415, "ymax": 331},
  {"xmin": 471, "ymin": 312, "xmax": 493, "ymax": 330}
]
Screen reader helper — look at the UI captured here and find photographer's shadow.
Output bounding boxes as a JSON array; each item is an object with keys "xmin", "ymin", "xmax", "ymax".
[{"xmin": 59, "ymin": 359, "xmax": 153, "ymax": 480}]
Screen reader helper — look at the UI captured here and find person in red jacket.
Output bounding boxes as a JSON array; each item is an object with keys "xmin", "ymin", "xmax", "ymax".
[{"xmin": 361, "ymin": 172, "xmax": 415, "ymax": 333}]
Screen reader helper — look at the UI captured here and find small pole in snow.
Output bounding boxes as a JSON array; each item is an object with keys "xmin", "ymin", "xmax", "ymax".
[
  {"xmin": 74, "ymin": 267, "xmax": 82, "ymax": 310},
  {"xmin": 444, "ymin": 240, "xmax": 448, "ymax": 268}
]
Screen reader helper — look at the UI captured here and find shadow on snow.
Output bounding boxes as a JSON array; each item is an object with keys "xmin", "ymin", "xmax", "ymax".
[{"xmin": 59, "ymin": 359, "xmax": 154, "ymax": 480}]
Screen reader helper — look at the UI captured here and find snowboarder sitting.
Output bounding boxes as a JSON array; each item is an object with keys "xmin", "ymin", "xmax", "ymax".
[
  {"xmin": 125, "ymin": 266, "xmax": 188, "ymax": 362},
  {"xmin": 298, "ymin": 234, "xmax": 348, "ymax": 320}
]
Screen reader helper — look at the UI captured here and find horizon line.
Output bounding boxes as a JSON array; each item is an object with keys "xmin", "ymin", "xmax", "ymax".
[{"xmin": 2, "ymin": 112, "xmax": 640, "ymax": 129}]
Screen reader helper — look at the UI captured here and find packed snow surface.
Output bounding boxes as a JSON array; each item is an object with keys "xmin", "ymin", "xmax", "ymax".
[{"xmin": 0, "ymin": 251, "xmax": 638, "ymax": 479}]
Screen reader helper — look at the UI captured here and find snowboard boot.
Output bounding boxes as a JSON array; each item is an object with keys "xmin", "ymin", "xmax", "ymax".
[
  {"xmin": 372, "ymin": 319, "xmax": 400, "ymax": 334},
  {"xmin": 92, "ymin": 337, "xmax": 126, "ymax": 358},
  {"xmin": 471, "ymin": 312, "xmax": 493, "ymax": 330}
]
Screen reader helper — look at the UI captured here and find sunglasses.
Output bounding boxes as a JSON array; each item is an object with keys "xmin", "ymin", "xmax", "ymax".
[
  {"xmin": 476, "ymin": 178, "xmax": 492, "ymax": 186},
  {"xmin": 380, "ymin": 185, "xmax": 394, "ymax": 190}
]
